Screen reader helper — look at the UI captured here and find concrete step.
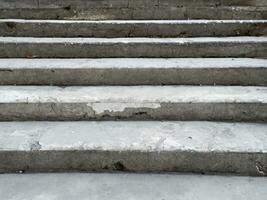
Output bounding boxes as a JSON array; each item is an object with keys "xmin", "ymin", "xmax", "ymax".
[
  {"xmin": 0, "ymin": 58, "xmax": 266, "ymax": 86},
  {"xmin": 0, "ymin": 0, "xmax": 266, "ymax": 20},
  {"xmin": 0, "ymin": 86, "xmax": 266, "ymax": 121},
  {"xmin": 0, "ymin": 173, "xmax": 267, "ymax": 200},
  {"xmin": 0, "ymin": 37, "xmax": 266, "ymax": 58},
  {"xmin": 1, "ymin": 19, "xmax": 267, "ymax": 37},
  {"xmin": 0, "ymin": 121, "xmax": 266, "ymax": 175},
  {"xmin": 2, "ymin": 0, "xmax": 266, "ymax": 9},
  {"xmin": 1, "ymin": 7, "xmax": 266, "ymax": 20}
]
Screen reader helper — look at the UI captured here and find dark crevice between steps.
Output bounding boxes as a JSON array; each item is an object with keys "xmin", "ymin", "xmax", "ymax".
[
  {"xmin": 103, "ymin": 161, "xmax": 127, "ymax": 171},
  {"xmin": 5, "ymin": 22, "xmax": 16, "ymax": 29},
  {"xmin": 63, "ymin": 5, "xmax": 72, "ymax": 11}
]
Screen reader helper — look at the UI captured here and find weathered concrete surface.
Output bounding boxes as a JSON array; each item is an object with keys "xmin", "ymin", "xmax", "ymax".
[
  {"xmin": 1, "ymin": 0, "xmax": 267, "ymax": 9},
  {"xmin": 0, "ymin": 86, "xmax": 266, "ymax": 121},
  {"xmin": 0, "ymin": 0, "xmax": 266, "ymax": 20},
  {"xmin": 0, "ymin": 7, "xmax": 266, "ymax": 20},
  {"xmin": 1, "ymin": 19, "xmax": 267, "ymax": 37},
  {"xmin": 0, "ymin": 173, "xmax": 267, "ymax": 200},
  {"xmin": 0, "ymin": 58, "xmax": 266, "ymax": 85},
  {"xmin": 0, "ymin": 121, "xmax": 266, "ymax": 175},
  {"xmin": 0, "ymin": 37, "xmax": 266, "ymax": 58}
]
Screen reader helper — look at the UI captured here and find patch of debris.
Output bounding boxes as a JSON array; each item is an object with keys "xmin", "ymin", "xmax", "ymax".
[{"xmin": 30, "ymin": 141, "xmax": 42, "ymax": 151}]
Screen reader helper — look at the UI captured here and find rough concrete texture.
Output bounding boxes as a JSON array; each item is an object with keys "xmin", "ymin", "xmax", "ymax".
[
  {"xmin": 0, "ymin": 37, "xmax": 266, "ymax": 58},
  {"xmin": 0, "ymin": 121, "xmax": 266, "ymax": 175},
  {"xmin": 0, "ymin": 58, "xmax": 266, "ymax": 85},
  {"xmin": 2, "ymin": 0, "xmax": 267, "ymax": 9},
  {"xmin": 1, "ymin": 0, "xmax": 267, "ymax": 9},
  {"xmin": 0, "ymin": 86, "xmax": 266, "ymax": 121},
  {"xmin": 0, "ymin": 173, "xmax": 267, "ymax": 200},
  {"xmin": 0, "ymin": 0, "xmax": 266, "ymax": 20},
  {"xmin": 1, "ymin": 19, "xmax": 266, "ymax": 37}
]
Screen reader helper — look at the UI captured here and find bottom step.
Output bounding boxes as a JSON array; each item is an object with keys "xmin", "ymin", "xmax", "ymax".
[
  {"xmin": 0, "ymin": 173, "xmax": 266, "ymax": 200},
  {"xmin": 1, "ymin": 121, "xmax": 266, "ymax": 176}
]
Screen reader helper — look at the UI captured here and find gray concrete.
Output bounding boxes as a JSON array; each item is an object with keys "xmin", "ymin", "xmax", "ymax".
[
  {"xmin": 0, "ymin": 86, "xmax": 266, "ymax": 121},
  {"xmin": 0, "ymin": 0, "xmax": 266, "ymax": 20},
  {"xmin": 0, "ymin": 58, "xmax": 267, "ymax": 85},
  {"xmin": 0, "ymin": 121, "xmax": 266, "ymax": 175},
  {"xmin": 0, "ymin": 173, "xmax": 267, "ymax": 200},
  {"xmin": 1, "ymin": 19, "xmax": 267, "ymax": 37},
  {"xmin": 0, "ymin": 37, "xmax": 266, "ymax": 58},
  {"xmin": 1, "ymin": 0, "xmax": 267, "ymax": 9}
]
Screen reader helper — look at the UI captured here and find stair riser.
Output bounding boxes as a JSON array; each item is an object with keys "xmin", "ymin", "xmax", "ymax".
[
  {"xmin": 2, "ymin": 0, "xmax": 267, "ymax": 9},
  {"xmin": 1, "ymin": 68, "xmax": 266, "ymax": 86},
  {"xmin": 1, "ymin": 42, "xmax": 266, "ymax": 58},
  {"xmin": 1, "ymin": 21, "xmax": 267, "ymax": 37},
  {"xmin": 0, "ymin": 103, "xmax": 266, "ymax": 121},
  {"xmin": 1, "ymin": 7, "xmax": 266, "ymax": 20},
  {"xmin": 0, "ymin": 151, "xmax": 266, "ymax": 176}
]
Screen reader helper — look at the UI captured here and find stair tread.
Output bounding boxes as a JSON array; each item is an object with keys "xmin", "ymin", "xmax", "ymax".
[
  {"xmin": 1, "ymin": 121, "xmax": 266, "ymax": 152},
  {"xmin": 1, "ymin": 85, "xmax": 266, "ymax": 103},
  {"xmin": 1, "ymin": 36, "xmax": 267, "ymax": 43},
  {"xmin": 1, "ymin": 173, "xmax": 266, "ymax": 200},
  {"xmin": 1, "ymin": 19, "xmax": 267, "ymax": 23},
  {"xmin": 1, "ymin": 58, "xmax": 266, "ymax": 69}
]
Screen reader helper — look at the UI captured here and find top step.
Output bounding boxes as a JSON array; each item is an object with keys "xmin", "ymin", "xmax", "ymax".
[{"xmin": 0, "ymin": 0, "xmax": 267, "ymax": 20}]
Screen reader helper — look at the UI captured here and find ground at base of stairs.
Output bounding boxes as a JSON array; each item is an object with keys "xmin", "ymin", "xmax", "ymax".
[{"xmin": 0, "ymin": 173, "xmax": 266, "ymax": 200}]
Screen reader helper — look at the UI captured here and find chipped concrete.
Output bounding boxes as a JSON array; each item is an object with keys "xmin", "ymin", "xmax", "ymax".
[
  {"xmin": 89, "ymin": 102, "xmax": 161, "ymax": 114},
  {"xmin": 0, "ymin": 121, "xmax": 266, "ymax": 175},
  {"xmin": 0, "ymin": 86, "xmax": 266, "ymax": 121}
]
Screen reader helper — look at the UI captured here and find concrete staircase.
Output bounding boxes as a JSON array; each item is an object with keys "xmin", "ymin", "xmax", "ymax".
[{"xmin": 0, "ymin": 0, "xmax": 267, "ymax": 198}]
